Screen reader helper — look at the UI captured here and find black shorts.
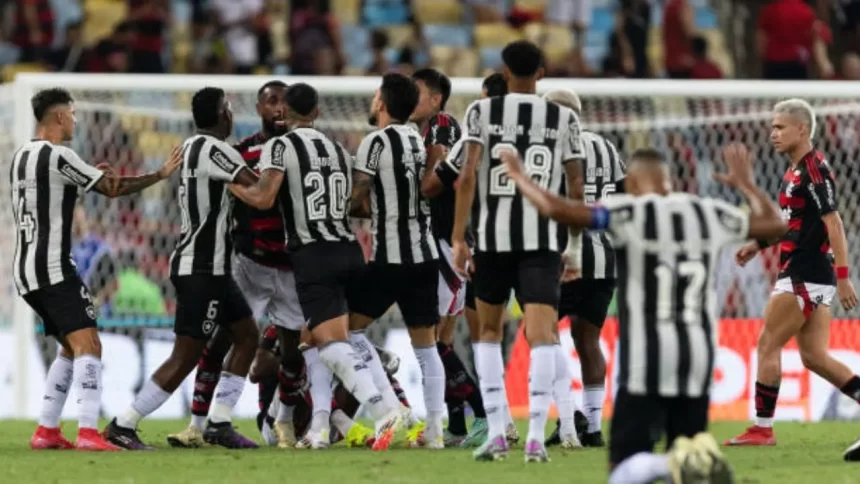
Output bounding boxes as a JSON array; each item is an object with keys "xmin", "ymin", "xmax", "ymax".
[
  {"xmin": 465, "ymin": 282, "xmax": 476, "ymax": 310},
  {"xmin": 291, "ymin": 241, "xmax": 365, "ymax": 330},
  {"xmin": 472, "ymin": 250, "xmax": 561, "ymax": 307},
  {"xmin": 349, "ymin": 261, "xmax": 439, "ymax": 328},
  {"xmin": 609, "ymin": 388, "xmax": 709, "ymax": 465},
  {"xmin": 559, "ymin": 278, "xmax": 616, "ymax": 329},
  {"xmin": 24, "ymin": 277, "xmax": 98, "ymax": 338},
  {"xmin": 171, "ymin": 274, "xmax": 253, "ymax": 340}
]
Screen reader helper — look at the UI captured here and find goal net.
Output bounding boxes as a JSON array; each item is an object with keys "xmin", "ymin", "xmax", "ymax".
[{"xmin": 2, "ymin": 74, "xmax": 860, "ymax": 423}]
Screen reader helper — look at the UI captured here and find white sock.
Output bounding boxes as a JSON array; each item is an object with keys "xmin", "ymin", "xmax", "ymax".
[
  {"xmin": 276, "ymin": 398, "xmax": 295, "ymax": 424},
  {"xmin": 305, "ymin": 348, "xmax": 334, "ymax": 418},
  {"xmin": 118, "ymin": 377, "xmax": 171, "ymax": 429},
  {"xmin": 552, "ymin": 345, "xmax": 575, "ymax": 437},
  {"xmin": 73, "ymin": 355, "xmax": 103, "ymax": 430},
  {"xmin": 414, "ymin": 345, "xmax": 445, "ymax": 437},
  {"xmin": 267, "ymin": 396, "xmax": 280, "ymax": 420},
  {"xmin": 38, "ymin": 355, "xmax": 73, "ymax": 428},
  {"xmin": 190, "ymin": 414, "xmax": 206, "ymax": 431},
  {"xmin": 502, "ymin": 380, "xmax": 514, "ymax": 430},
  {"xmin": 349, "ymin": 331, "xmax": 401, "ymax": 409},
  {"xmin": 755, "ymin": 417, "xmax": 774, "ymax": 428},
  {"xmin": 209, "ymin": 372, "xmax": 245, "ymax": 424},
  {"xmin": 608, "ymin": 452, "xmax": 669, "ymax": 484},
  {"xmin": 583, "ymin": 383, "xmax": 605, "ymax": 433},
  {"xmin": 319, "ymin": 342, "xmax": 388, "ymax": 420},
  {"xmin": 526, "ymin": 345, "xmax": 555, "ymax": 443},
  {"xmin": 473, "ymin": 341, "xmax": 506, "ymax": 439},
  {"xmin": 331, "ymin": 408, "xmax": 355, "ymax": 437}
]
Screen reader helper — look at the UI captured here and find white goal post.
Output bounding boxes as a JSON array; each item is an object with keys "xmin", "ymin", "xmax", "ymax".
[{"xmin": 2, "ymin": 74, "xmax": 860, "ymax": 421}]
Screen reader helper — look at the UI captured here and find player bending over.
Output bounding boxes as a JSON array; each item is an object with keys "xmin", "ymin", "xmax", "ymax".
[
  {"xmin": 230, "ymin": 82, "xmax": 407, "ymax": 451},
  {"xmin": 348, "ymin": 72, "xmax": 447, "ymax": 449},
  {"xmin": 501, "ymin": 144, "xmax": 788, "ymax": 483},
  {"xmin": 726, "ymin": 99, "xmax": 859, "ymax": 446},
  {"xmin": 451, "ymin": 40, "xmax": 586, "ymax": 462},
  {"xmin": 18, "ymin": 88, "xmax": 182, "ymax": 451},
  {"xmin": 105, "ymin": 87, "xmax": 262, "ymax": 450}
]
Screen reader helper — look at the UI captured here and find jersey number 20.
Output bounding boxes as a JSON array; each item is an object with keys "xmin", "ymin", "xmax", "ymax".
[
  {"xmin": 305, "ymin": 172, "xmax": 348, "ymax": 221},
  {"xmin": 489, "ymin": 143, "xmax": 552, "ymax": 196}
]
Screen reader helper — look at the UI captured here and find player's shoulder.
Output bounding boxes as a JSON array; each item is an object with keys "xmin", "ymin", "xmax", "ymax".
[
  {"xmin": 430, "ymin": 111, "xmax": 460, "ymax": 129},
  {"xmin": 801, "ymin": 149, "xmax": 834, "ymax": 176}
]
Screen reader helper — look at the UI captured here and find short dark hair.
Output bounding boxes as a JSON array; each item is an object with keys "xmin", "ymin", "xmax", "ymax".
[
  {"xmin": 630, "ymin": 148, "xmax": 665, "ymax": 164},
  {"xmin": 692, "ymin": 36, "xmax": 708, "ymax": 58},
  {"xmin": 412, "ymin": 68, "xmax": 452, "ymax": 111},
  {"xmin": 501, "ymin": 40, "xmax": 544, "ymax": 77},
  {"xmin": 191, "ymin": 87, "xmax": 225, "ymax": 129},
  {"xmin": 380, "ymin": 73, "xmax": 419, "ymax": 122},
  {"xmin": 370, "ymin": 29, "xmax": 389, "ymax": 50},
  {"xmin": 258, "ymin": 80, "xmax": 288, "ymax": 99},
  {"xmin": 32, "ymin": 87, "xmax": 73, "ymax": 122},
  {"xmin": 482, "ymin": 73, "xmax": 507, "ymax": 97},
  {"xmin": 285, "ymin": 83, "xmax": 318, "ymax": 116}
]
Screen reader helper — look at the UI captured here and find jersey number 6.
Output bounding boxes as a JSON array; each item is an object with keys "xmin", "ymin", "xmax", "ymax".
[{"xmin": 489, "ymin": 143, "xmax": 552, "ymax": 196}]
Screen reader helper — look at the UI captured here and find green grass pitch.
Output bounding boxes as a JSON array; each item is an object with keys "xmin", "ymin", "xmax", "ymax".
[{"xmin": 3, "ymin": 420, "xmax": 859, "ymax": 483}]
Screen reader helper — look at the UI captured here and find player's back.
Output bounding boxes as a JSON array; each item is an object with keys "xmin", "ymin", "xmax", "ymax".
[
  {"xmin": 463, "ymin": 93, "xmax": 583, "ymax": 253},
  {"xmin": 604, "ymin": 192, "xmax": 750, "ymax": 398},
  {"xmin": 355, "ymin": 123, "xmax": 437, "ymax": 264},
  {"xmin": 261, "ymin": 127, "xmax": 355, "ymax": 251}
]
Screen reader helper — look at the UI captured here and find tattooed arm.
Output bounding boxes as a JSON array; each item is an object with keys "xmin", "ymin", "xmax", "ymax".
[
  {"xmin": 350, "ymin": 171, "xmax": 374, "ymax": 218},
  {"xmin": 90, "ymin": 146, "xmax": 183, "ymax": 198},
  {"xmin": 229, "ymin": 169, "xmax": 282, "ymax": 210}
]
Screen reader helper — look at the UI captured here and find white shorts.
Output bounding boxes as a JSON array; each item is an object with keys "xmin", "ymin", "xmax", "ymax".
[
  {"xmin": 771, "ymin": 277, "xmax": 836, "ymax": 318},
  {"xmin": 232, "ymin": 253, "xmax": 304, "ymax": 331},
  {"xmin": 437, "ymin": 239, "xmax": 467, "ymax": 317}
]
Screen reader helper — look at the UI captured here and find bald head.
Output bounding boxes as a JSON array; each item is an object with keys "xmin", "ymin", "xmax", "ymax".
[{"xmin": 543, "ymin": 89, "xmax": 582, "ymax": 114}]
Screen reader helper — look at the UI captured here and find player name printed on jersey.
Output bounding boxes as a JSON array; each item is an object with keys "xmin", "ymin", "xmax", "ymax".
[
  {"xmin": 259, "ymin": 128, "xmax": 355, "ymax": 249},
  {"xmin": 463, "ymin": 93, "xmax": 584, "ymax": 253},
  {"xmin": 170, "ymin": 134, "xmax": 247, "ymax": 277},
  {"xmin": 355, "ymin": 124, "xmax": 438, "ymax": 264},
  {"xmin": 605, "ymin": 193, "xmax": 749, "ymax": 398},
  {"xmin": 11, "ymin": 141, "xmax": 105, "ymax": 294}
]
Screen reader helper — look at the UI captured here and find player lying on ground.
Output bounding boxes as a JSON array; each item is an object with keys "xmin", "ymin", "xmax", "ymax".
[
  {"xmin": 105, "ymin": 87, "xmax": 264, "ymax": 450},
  {"xmin": 726, "ymin": 99, "xmax": 860, "ymax": 447},
  {"xmin": 18, "ymin": 88, "xmax": 182, "ymax": 451},
  {"xmin": 230, "ymin": 82, "xmax": 408, "ymax": 451},
  {"xmin": 451, "ymin": 40, "xmax": 586, "ymax": 462}
]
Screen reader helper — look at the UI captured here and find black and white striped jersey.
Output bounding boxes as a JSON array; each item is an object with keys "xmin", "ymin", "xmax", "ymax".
[
  {"xmin": 10, "ymin": 140, "xmax": 104, "ymax": 295},
  {"xmin": 601, "ymin": 193, "xmax": 749, "ymax": 398},
  {"xmin": 354, "ymin": 124, "xmax": 438, "ymax": 264},
  {"xmin": 258, "ymin": 128, "xmax": 355, "ymax": 250},
  {"xmin": 170, "ymin": 134, "xmax": 247, "ymax": 277},
  {"xmin": 462, "ymin": 93, "xmax": 584, "ymax": 253},
  {"xmin": 580, "ymin": 130, "xmax": 626, "ymax": 280}
]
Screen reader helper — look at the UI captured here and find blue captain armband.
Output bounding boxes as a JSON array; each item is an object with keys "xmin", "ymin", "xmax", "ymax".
[{"xmin": 590, "ymin": 205, "xmax": 610, "ymax": 230}]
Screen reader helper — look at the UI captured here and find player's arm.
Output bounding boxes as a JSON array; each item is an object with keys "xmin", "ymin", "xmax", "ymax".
[
  {"xmin": 84, "ymin": 146, "xmax": 182, "ymax": 198},
  {"xmin": 561, "ymin": 111, "xmax": 587, "ymax": 270},
  {"xmin": 807, "ymin": 162, "xmax": 851, "ymax": 276},
  {"xmin": 350, "ymin": 134, "xmax": 382, "ymax": 218},
  {"xmin": 452, "ymin": 102, "xmax": 484, "ymax": 245},
  {"xmin": 422, "ymin": 140, "xmax": 462, "ymax": 199},
  {"xmin": 229, "ymin": 138, "xmax": 285, "ymax": 209}
]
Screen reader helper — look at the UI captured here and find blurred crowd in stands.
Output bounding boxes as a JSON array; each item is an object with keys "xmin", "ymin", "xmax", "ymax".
[{"xmin": 2, "ymin": 0, "xmax": 860, "ymax": 82}]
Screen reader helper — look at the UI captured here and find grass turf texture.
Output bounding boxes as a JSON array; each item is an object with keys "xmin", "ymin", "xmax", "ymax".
[{"xmin": 4, "ymin": 420, "xmax": 859, "ymax": 483}]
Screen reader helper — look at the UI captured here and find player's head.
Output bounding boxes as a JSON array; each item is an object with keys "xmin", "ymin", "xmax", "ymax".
[
  {"xmin": 624, "ymin": 148, "xmax": 672, "ymax": 196},
  {"xmin": 32, "ymin": 88, "xmax": 76, "ymax": 141},
  {"xmin": 771, "ymin": 98, "xmax": 816, "ymax": 154},
  {"xmin": 192, "ymin": 87, "xmax": 233, "ymax": 138},
  {"xmin": 285, "ymin": 83, "xmax": 320, "ymax": 125},
  {"xmin": 256, "ymin": 80, "xmax": 289, "ymax": 136},
  {"xmin": 482, "ymin": 73, "xmax": 508, "ymax": 98},
  {"xmin": 410, "ymin": 68, "xmax": 451, "ymax": 122},
  {"xmin": 501, "ymin": 40, "xmax": 545, "ymax": 88},
  {"xmin": 369, "ymin": 72, "xmax": 419, "ymax": 126},
  {"xmin": 543, "ymin": 89, "xmax": 582, "ymax": 115}
]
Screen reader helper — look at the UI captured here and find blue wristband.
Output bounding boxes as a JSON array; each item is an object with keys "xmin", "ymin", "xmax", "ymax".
[{"xmin": 591, "ymin": 206, "xmax": 610, "ymax": 230}]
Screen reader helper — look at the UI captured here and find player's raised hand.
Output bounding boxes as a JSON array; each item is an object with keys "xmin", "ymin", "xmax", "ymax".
[
  {"xmin": 838, "ymin": 278, "xmax": 858, "ymax": 311},
  {"xmin": 157, "ymin": 145, "xmax": 184, "ymax": 179},
  {"xmin": 498, "ymin": 147, "xmax": 525, "ymax": 179},
  {"xmin": 734, "ymin": 241, "xmax": 760, "ymax": 267},
  {"xmin": 95, "ymin": 162, "xmax": 116, "ymax": 179},
  {"xmin": 452, "ymin": 238, "xmax": 474, "ymax": 281},
  {"xmin": 714, "ymin": 143, "xmax": 755, "ymax": 189}
]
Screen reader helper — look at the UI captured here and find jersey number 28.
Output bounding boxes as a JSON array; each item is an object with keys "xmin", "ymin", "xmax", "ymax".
[{"xmin": 489, "ymin": 143, "xmax": 552, "ymax": 196}]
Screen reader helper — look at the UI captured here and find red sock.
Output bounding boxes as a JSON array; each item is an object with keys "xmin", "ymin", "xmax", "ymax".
[{"xmin": 190, "ymin": 348, "xmax": 223, "ymax": 417}]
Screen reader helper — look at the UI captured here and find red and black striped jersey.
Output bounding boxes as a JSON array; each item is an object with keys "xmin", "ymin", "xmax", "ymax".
[
  {"xmin": 232, "ymin": 132, "xmax": 290, "ymax": 269},
  {"xmin": 422, "ymin": 112, "xmax": 461, "ymax": 243},
  {"xmin": 13, "ymin": 0, "xmax": 54, "ymax": 49},
  {"xmin": 777, "ymin": 149, "xmax": 837, "ymax": 285}
]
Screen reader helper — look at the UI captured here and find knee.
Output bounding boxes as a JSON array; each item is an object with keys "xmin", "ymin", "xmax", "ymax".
[
  {"xmin": 799, "ymin": 349, "xmax": 828, "ymax": 373},
  {"xmin": 756, "ymin": 330, "xmax": 782, "ymax": 358},
  {"xmin": 67, "ymin": 329, "xmax": 102, "ymax": 358}
]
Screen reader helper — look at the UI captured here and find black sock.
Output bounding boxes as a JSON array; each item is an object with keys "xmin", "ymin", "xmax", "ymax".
[
  {"xmin": 447, "ymin": 402, "xmax": 467, "ymax": 435},
  {"xmin": 840, "ymin": 375, "xmax": 860, "ymax": 403},
  {"xmin": 754, "ymin": 381, "xmax": 780, "ymax": 419},
  {"xmin": 436, "ymin": 342, "xmax": 487, "ymax": 419}
]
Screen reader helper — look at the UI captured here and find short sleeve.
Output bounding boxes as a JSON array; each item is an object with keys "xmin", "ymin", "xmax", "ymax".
[
  {"xmin": 561, "ymin": 108, "xmax": 585, "ymax": 163},
  {"xmin": 354, "ymin": 133, "xmax": 385, "ymax": 176},
  {"xmin": 427, "ymin": 113, "xmax": 461, "ymax": 148},
  {"xmin": 208, "ymin": 141, "xmax": 247, "ymax": 182},
  {"xmin": 435, "ymin": 138, "xmax": 464, "ymax": 189},
  {"xmin": 597, "ymin": 194, "xmax": 635, "ymax": 244},
  {"xmin": 607, "ymin": 139, "xmax": 627, "ymax": 183},
  {"xmin": 805, "ymin": 158, "xmax": 837, "ymax": 217},
  {"xmin": 705, "ymin": 198, "xmax": 750, "ymax": 246},
  {"xmin": 258, "ymin": 137, "xmax": 289, "ymax": 173},
  {"xmin": 462, "ymin": 100, "xmax": 484, "ymax": 145},
  {"xmin": 56, "ymin": 147, "xmax": 104, "ymax": 191}
]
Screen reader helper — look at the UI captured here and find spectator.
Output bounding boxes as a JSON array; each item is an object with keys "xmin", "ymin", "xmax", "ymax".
[
  {"xmin": 11, "ymin": 0, "xmax": 54, "ymax": 62},
  {"xmin": 289, "ymin": 0, "xmax": 344, "ymax": 75},
  {"xmin": 110, "ymin": 250, "xmax": 167, "ymax": 318},
  {"xmin": 127, "ymin": 0, "xmax": 168, "ymax": 73},
  {"xmin": 840, "ymin": 0, "xmax": 860, "ymax": 52},
  {"xmin": 211, "ymin": 0, "xmax": 266, "ymax": 74},
  {"xmin": 757, "ymin": 0, "xmax": 833, "ymax": 79},
  {"xmin": 613, "ymin": 0, "xmax": 651, "ymax": 78},
  {"xmin": 840, "ymin": 51, "xmax": 860, "ymax": 79},
  {"xmin": 85, "ymin": 22, "xmax": 132, "ymax": 73},
  {"xmin": 48, "ymin": 20, "xmax": 85, "ymax": 72},
  {"xmin": 690, "ymin": 36, "xmax": 723, "ymax": 79},
  {"xmin": 463, "ymin": 0, "xmax": 507, "ymax": 23},
  {"xmin": 72, "ymin": 206, "xmax": 119, "ymax": 310},
  {"xmin": 545, "ymin": 0, "xmax": 592, "ymax": 76},
  {"xmin": 367, "ymin": 29, "xmax": 390, "ymax": 75},
  {"xmin": 662, "ymin": 0, "xmax": 694, "ymax": 78}
]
